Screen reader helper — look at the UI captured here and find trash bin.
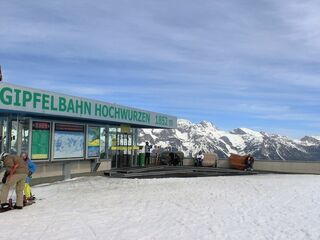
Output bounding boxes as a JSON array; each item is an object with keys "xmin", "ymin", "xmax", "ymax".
[{"xmin": 138, "ymin": 153, "xmax": 145, "ymax": 167}]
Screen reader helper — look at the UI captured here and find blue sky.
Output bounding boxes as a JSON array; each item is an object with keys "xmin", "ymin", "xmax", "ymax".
[{"xmin": 1, "ymin": 0, "xmax": 320, "ymax": 139}]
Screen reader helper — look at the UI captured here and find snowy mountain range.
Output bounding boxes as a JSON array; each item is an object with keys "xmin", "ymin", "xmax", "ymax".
[{"xmin": 139, "ymin": 119, "xmax": 320, "ymax": 161}]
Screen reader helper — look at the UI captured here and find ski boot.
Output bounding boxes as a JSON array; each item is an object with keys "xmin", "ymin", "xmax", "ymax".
[
  {"xmin": 13, "ymin": 204, "xmax": 23, "ymax": 209},
  {"xmin": 0, "ymin": 203, "xmax": 11, "ymax": 212}
]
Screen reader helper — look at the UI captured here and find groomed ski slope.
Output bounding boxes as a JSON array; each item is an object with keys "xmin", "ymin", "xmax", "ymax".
[{"xmin": 0, "ymin": 175, "xmax": 319, "ymax": 240}]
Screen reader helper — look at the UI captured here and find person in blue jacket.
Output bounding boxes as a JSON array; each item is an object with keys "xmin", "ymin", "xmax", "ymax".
[{"xmin": 22, "ymin": 153, "xmax": 37, "ymax": 201}]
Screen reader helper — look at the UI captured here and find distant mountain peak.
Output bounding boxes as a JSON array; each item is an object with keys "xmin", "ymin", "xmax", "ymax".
[
  {"xmin": 177, "ymin": 119, "xmax": 193, "ymax": 126},
  {"xmin": 199, "ymin": 120, "xmax": 216, "ymax": 129},
  {"xmin": 231, "ymin": 127, "xmax": 263, "ymax": 138},
  {"xmin": 231, "ymin": 128, "xmax": 247, "ymax": 135},
  {"xmin": 301, "ymin": 136, "xmax": 320, "ymax": 145}
]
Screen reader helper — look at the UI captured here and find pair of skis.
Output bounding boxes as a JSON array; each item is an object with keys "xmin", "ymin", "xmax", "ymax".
[{"xmin": 0, "ymin": 197, "xmax": 35, "ymax": 213}]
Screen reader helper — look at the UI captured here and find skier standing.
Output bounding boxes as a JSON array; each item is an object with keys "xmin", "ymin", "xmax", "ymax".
[
  {"xmin": 0, "ymin": 152, "xmax": 28, "ymax": 210},
  {"xmin": 22, "ymin": 153, "xmax": 37, "ymax": 202}
]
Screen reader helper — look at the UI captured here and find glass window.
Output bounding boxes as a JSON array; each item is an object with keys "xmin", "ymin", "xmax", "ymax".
[
  {"xmin": 0, "ymin": 117, "xmax": 8, "ymax": 153},
  {"xmin": 20, "ymin": 118, "xmax": 30, "ymax": 155},
  {"xmin": 109, "ymin": 127, "xmax": 117, "ymax": 133},
  {"xmin": 108, "ymin": 133, "xmax": 116, "ymax": 149},
  {"xmin": 9, "ymin": 117, "xmax": 31, "ymax": 155},
  {"xmin": 10, "ymin": 120, "xmax": 18, "ymax": 154},
  {"xmin": 87, "ymin": 126, "xmax": 100, "ymax": 157},
  {"xmin": 100, "ymin": 128, "xmax": 106, "ymax": 159}
]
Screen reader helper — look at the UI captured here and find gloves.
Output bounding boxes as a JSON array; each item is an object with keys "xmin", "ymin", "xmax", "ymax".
[{"xmin": 2, "ymin": 171, "xmax": 9, "ymax": 184}]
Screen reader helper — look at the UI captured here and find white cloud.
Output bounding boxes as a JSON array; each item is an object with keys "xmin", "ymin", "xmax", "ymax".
[{"xmin": 1, "ymin": 0, "xmax": 320, "ymax": 138}]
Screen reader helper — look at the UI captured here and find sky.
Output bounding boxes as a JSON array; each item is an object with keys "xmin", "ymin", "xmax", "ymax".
[{"xmin": 1, "ymin": 0, "xmax": 320, "ymax": 139}]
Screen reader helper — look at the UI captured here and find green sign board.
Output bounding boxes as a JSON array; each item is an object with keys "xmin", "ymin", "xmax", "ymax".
[
  {"xmin": 0, "ymin": 82, "xmax": 177, "ymax": 128},
  {"xmin": 31, "ymin": 121, "xmax": 50, "ymax": 160}
]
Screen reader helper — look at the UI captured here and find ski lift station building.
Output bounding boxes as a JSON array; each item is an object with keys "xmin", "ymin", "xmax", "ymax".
[{"xmin": 0, "ymin": 82, "xmax": 177, "ymax": 181}]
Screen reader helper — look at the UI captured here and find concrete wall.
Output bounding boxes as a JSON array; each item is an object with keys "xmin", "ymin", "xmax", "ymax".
[
  {"xmin": 184, "ymin": 157, "xmax": 320, "ymax": 174},
  {"xmin": 216, "ymin": 159, "xmax": 231, "ymax": 169},
  {"xmin": 217, "ymin": 159, "xmax": 320, "ymax": 174},
  {"xmin": 183, "ymin": 158, "xmax": 195, "ymax": 166},
  {"xmin": 22, "ymin": 157, "xmax": 320, "ymax": 185},
  {"xmin": 32, "ymin": 160, "xmax": 112, "ymax": 181}
]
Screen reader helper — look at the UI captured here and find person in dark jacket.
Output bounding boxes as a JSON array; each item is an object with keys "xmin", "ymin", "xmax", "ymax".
[
  {"xmin": 145, "ymin": 142, "xmax": 152, "ymax": 166},
  {"xmin": 169, "ymin": 152, "xmax": 181, "ymax": 166},
  {"xmin": 245, "ymin": 155, "xmax": 255, "ymax": 171}
]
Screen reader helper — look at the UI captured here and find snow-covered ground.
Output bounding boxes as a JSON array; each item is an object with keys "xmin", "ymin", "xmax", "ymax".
[{"xmin": 1, "ymin": 175, "xmax": 319, "ymax": 240}]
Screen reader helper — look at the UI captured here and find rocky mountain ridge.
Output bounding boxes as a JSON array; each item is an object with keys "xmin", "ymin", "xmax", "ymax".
[{"xmin": 139, "ymin": 119, "xmax": 320, "ymax": 160}]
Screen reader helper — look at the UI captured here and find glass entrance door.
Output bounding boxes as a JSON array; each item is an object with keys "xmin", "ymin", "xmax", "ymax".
[
  {"xmin": 117, "ymin": 132, "xmax": 130, "ymax": 168},
  {"xmin": 111, "ymin": 132, "xmax": 130, "ymax": 168},
  {"xmin": 109, "ymin": 128, "xmax": 137, "ymax": 169}
]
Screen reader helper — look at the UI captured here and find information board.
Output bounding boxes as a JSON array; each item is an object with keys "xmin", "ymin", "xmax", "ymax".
[
  {"xmin": 31, "ymin": 121, "xmax": 50, "ymax": 160},
  {"xmin": 54, "ymin": 123, "xmax": 84, "ymax": 159}
]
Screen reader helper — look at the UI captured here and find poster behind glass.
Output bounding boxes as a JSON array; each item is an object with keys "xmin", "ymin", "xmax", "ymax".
[
  {"xmin": 54, "ymin": 123, "xmax": 84, "ymax": 159},
  {"xmin": 88, "ymin": 126, "xmax": 100, "ymax": 157},
  {"xmin": 31, "ymin": 121, "xmax": 50, "ymax": 160}
]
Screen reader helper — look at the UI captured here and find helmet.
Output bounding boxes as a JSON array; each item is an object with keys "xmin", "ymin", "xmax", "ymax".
[
  {"xmin": 22, "ymin": 152, "xmax": 29, "ymax": 160},
  {"xmin": 0, "ymin": 152, "xmax": 8, "ymax": 161}
]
